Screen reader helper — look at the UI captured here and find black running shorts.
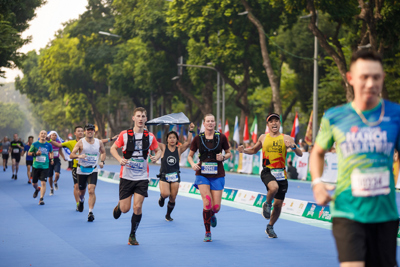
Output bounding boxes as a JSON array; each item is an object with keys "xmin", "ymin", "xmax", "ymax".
[
  {"xmin": 119, "ymin": 178, "xmax": 149, "ymax": 200},
  {"xmin": 48, "ymin": 157, "xmax": 61, "ymax": 176},
  {"xmin": 26, "ymin": 160, "xmax": 33, "ymax": 166},
  {"xmin": 11, "ymin": 154, "xmax": 21, "ymax": 163},
  {"xmin": 2, "ymin": 154, "xmax": 9, "ymax": 160},
  {"xmin": 72, "ymin": 167, "xmax": 78, "ymax": 184},
  {"xmin": 332, "ymin": 217, "xmax": 398, "ymax": 266},
  {"xmin": 32, "ymin": 167, "xmax": 48, "ymax": 183},
  {"xmin": 159, "ymin": 173, "xmax": 181, "ymax": 183},
  {"xmin": 260, "ymin": 167, "xmax": 288, "ymax": 200},
  {"xmin": 77, "ymin": 172, "xmax": 98, "ymax": 190}
]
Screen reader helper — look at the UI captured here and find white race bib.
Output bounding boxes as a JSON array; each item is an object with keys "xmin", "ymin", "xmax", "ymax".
[
  {"xmin": 84, "ymin": 154, "xmax": 98, "ymax": 165},
  {"xmin": 53, "ymin": 151, "xmax": 59, "ymax": 157},
  {"xmin": 36, "ymin": 156, "xmax": 46, "ymax": 163},
  {"xmin": 201, "ymin": 162, "xmax": 218, "ymax": 175},
  {"xmin": 13, "ymin": 148, "xmax": 19, "ymax": 153},
  {"xmin": 271, "ymin": 169, "xmax": 285, "ymax": 181},
  {"xmin": 127, "ymin": 158, "xmax": 145, "ymax": 173},
  {"xmin": 351, "ymin": 167, "xmax": 390, "ymax": 197},
  {"xmin": 165, "ymin": 172, "xmax": 179, "ymax": 182}
]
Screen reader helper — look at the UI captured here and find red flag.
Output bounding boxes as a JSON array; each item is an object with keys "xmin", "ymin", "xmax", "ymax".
[
  {"xmin": 224, "ymin": 119, "xmax": 229, "ymax": 142},
  {"xmin": 290, "ymin": 112, "xmax": 299, "ymax": 138},
  {"xmin": 243, "ymin": 116, "xmax": 249, "ymax": 143}
]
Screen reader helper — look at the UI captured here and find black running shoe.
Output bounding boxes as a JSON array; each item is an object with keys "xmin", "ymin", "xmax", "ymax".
[
  {"xmin": 39, "ymin": 199, "xmax": 45, "ymax": 205},
  {"xmin": 158, "ymin": 195, "xmax": 165, "ymax": 207},
  {"xmin": 78, "ymin": 200, "xmax": 84, "ymax": 212},
  {"xmin": 28, "ymin": 180, "xmax": 31, "ymax": 184},
  {"xmin": 14, "ymin": 175, "xmax": 17, "ymax": 180},
  {"xmin": 54, "ymin": 182, "xmax": 58, "ymax": 190},
  {"xmin": 128, "ymin": 234, "xmax": 139, "ymax": 245},
  {"xmin": 262, "ymin": 202, "xmax": 272, "ymax": 220},
  {"xmin": 165, "ymin": 214, "xmax": 173, "ymax": 221},
  {"xmin": 113, "ymin": 204, "xmax": 121, "ymax": 219},
  {"xmin": 266, "ymin": 225, "xmax": 278, "ymax": 238},
  {"xmin": 88, "ymin": 212, "xmax": 95, "ymax": 222},
  {"xmin": 33, "ymin": 187, "xmax": 41, "ymax": 198},
  {"xmin": 50, "ymin": 189, "xmax": 54, "ymax": 196},
  {"xmin": 11, "ymin": 174, "xmax": 14, "ymax": 180}
]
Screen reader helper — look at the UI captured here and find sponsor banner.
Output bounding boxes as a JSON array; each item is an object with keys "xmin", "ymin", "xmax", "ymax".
[
  {"xmin": 234, "ymin": 189, "xmax": 258, "ymax": 205},
  {"xmin": 180, "ymin": 149, "xmax": 189, "ymax": 167},
  {"xmin": 282, "ymin": 198, "xmax": 307, "ymax": 216},
  {"xmin": 179, "ymin": 182, "xmax": 193, "ymax": 193},
  {"xmin": 189, "ymin": 185, "xmax": 201, "ymax": 195},
  {"xmin": 149, "ymin": 178, "xmax": 159, "ymax": 187},
  {"xmin": 252, "ymin": 151, "xmax": 261, "ymax": 175},
  {"xmin": 222, "ymin": 188, "xmax": 238, "ymax": 201},
  {"xmin": 233, "ymin": 151, "xmax": 240, "ymax": 172},
  {"xmin": 321, "ymin": 152, "xmax": 338, "ymax": 183},
  {"xmin": 302, "ymin": 202, "xmax": 332, "ymax": 222},
  {"xmin": 239, "ymin": 154, "xmax": 253, "ymax": 174},
  {"xmin": 253, "ymin": 193, "xmax": 267, "ymax": 208},
  {"xmin": 99, "ymin": 170, "xmax": 110, "ymax": 179},
  {"xmin": 108, "ymin": 172, "xmax": 115, "ymax": 179},
  {"xmin": 113, "ymin": 173, "xmax": 120, "ymax": 181}
]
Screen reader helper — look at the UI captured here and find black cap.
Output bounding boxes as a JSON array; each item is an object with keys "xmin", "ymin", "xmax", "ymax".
[
  {"xmin": 85, "ymin": 124, "xmax": 95, "ymax": 130},
  {"xmin": 266, "ymin": 113, "xmax": 280, "ymax": 122}
]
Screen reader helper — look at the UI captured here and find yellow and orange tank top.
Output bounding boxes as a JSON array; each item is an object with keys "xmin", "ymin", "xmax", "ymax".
[{"xmin": 262, "ymin": 134, "xmax": 287, "ymax": 177}]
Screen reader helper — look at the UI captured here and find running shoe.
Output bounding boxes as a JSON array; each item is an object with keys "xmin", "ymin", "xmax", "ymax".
[
  {"xmin": 128, "ymin": 234, "xmax": 139, "ymax": 245},
  {"xmin": 39, "ymin": 199, "xmax": 45, "ymax": 205},
  {"xmin": 158, "ymin": 195, "xmax": 165, "ymax": 207},
  {"xmin": 50, "ymin": 189, "xmax": 54, "ymax": 196},
  {"xmin": 33, "ymin": 187, "xmax": 41, "ymax": 198},
  {"xmin": 211, "ymin": 214, "xmax": 217, "ymax": 228},
  {"xmin": 262, "ymin": 202, "xmax": 272, "ymax": 220},
  {"xmin": 54, "ymin": 182, "xmax": 58, "ymax": 190},
  {"xmin": 165, "ymin": 214, "xmax": 173, "ymax": 222},
  {"xmin": 266, "ymin": 225, "xmax": 278, "ymax": 238},
  {"xmin": 28, "ymin": 179, "xmax": 31, "ymax": 184},
  {"xmin": 113, "ymin": 204, "xmax": 121, "ymax": 219},
  {"xmin": 14, "ymin": 175, "xmax": 17, "ymax": 180},
  {"xmin": 88, "ymin": 212, "xmax": 95, "ymax": 222},
  {"xmin": 11, "ymin": 174, "xmax": 14, "ymax": 180},
  {"xmin": 78, "ymin": 199, "xmax": 84, "ymax": 212},
  {"xmin": 3, "ymin": 168, "xmax": 5, "ymax": 172},
  {"xmin": 76, "ymin": 203, "xmax": 79, "ymax": 211},
  {"xmin": 203, "ymin": 232, "xmax": 212, "ymax": 242}
]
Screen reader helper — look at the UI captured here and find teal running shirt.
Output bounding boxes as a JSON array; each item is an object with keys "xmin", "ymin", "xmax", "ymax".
[
  {"xmin": 29, "ymin": 141, "xmax": 53, "ymax": 169},
  {"xmin": 316, "ymin": 100, "xmax": 400, "ymax": 223}
]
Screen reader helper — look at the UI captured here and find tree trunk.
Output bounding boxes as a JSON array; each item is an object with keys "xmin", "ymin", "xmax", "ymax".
[{"xmin": 240, "ymin": 0, "xmax": 282, "ymax": 114}]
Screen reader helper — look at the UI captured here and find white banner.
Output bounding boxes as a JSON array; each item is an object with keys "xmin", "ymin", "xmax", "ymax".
[
  {"xmin": 179, "ymin": 182, "xmax": 192, "ymax": 193},
  {"xmin": 239, "ymin": 154, "xmax": 253, "ymax": 174},
  {"xmin": 282, "ymin": 197, "xmax": 308, "ymax": 216},
  {"xmin": 321, "ymin": 152, "xmax": 338, "ymax": 183},
  {"xmin": 180, "ymin": 149, "xmax": 189, "ymax": 167},
  {"xmin": 234, "ymin": 189, "xmax": 258, "ymax": 205},
  {"xmin": 295, "ymin": 152, "xmax": 309, "ymax": 180}
]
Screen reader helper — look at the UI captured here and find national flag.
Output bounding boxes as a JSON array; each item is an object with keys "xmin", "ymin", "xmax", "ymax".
[
  {"xmin": 224, "ymin": 119, "xmax": 230, "ymax": 142},
  {"xmin": 47, "ymin": 131, "xmax": 70, "ymax": 161},
  {"xmin": 233, "ymin": 116, "xmax": 240, "ymax": 145},
  {"xmin": 290, "ymin": 112, "xmax": 299, "ymax": 138},
  {"xmin": 250, "ymin": 116, "xmax": 258, "ymax": 143},
  {"xmin": 169, "ymin": 124, "xmax": 176, "ymax": 132},
  {"xmin": 304, "ymin": 111, "xmax": 313, "ymax": 145},
  {"xmin": 243, "ymin": 116, "xmax": 250, "ymax": 143},
  {"xmin": 218, "ymin": 119, "xmax": 222, "ymax": 132}
]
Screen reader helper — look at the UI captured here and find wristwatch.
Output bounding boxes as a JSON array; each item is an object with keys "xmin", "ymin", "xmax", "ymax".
[{"xmin": 101, "ymin": 161, "xmax": 105, "ymax": 165}]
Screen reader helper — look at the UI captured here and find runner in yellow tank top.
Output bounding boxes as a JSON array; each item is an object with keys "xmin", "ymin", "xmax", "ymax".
[{"xmin": 238, "ymin": 113, "xmax": 303, "ymax": 238}]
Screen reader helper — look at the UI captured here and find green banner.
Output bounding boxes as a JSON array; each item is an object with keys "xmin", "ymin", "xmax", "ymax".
[
  {"xmin": 222, "ymin": 188, "xmax": 238, "ymax": 201},
  {"xmin": 302, "ymin": 203, "xmax": 331, "ymax": 222},
  {"xmin": 252, "ymin": 151, "xmax": 261, "ymax": 175}
]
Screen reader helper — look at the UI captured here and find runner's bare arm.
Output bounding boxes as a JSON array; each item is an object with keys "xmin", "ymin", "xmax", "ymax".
[
  {"xmin": 284, "ymin": 135, "xmax": 303, "ymax": 157},
  {"xmin": 69, "ymin": 140, "xmax": 83, "ymax": 159},
  {"xmin": 49, "ymin": 140, "xmax": 63, "ymax": 148},
  {"xmin": 149, "ymin": 146, "xmax": 162, "ymax": 163},
  {"xmin": 238, "ymin": 134, "xmax": 265, "ymax": 154},
  {"xmin": 101, "ymin": 135, "xmax": 118, "ymax": 144},
  {"xmin": 188, "ymin": 150, "xmax": 200, "ymax": 171},
  {"xmin": 59, "ymin": 147, "xmax": 66, "ymax": 161},
  {"xmin": 310, "ymin": 143, "xmax": 334, "ymax": 206},
  {"xmin": 110, "ymin": 142, "xmax": 127, "ymax": 166},
  {"xmin": 179, "ymin": 122, "xmax": 195, "ymax": 155},
  {"xmin": 99, "ymin": 141, "xmax": 106, "ymax": 168}
]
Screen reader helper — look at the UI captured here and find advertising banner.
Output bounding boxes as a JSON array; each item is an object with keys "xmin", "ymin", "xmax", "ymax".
[
  {"xmin": 252, "ymin": 151, "xmax": 261, "ymax": 175},
  {"xmin": 233, "ymin": 189, "xmax": 258, "ymax": 205},
  {"xmin": 253, "ymin": 193, "xmax": 267, "ymax": 208},
  {"xmin": 222, "ymin": 188, "xmax": 238, "ymax": 201},
  {"xmin": 179, "ymin": 182, "xmax": 193, "ymax": 193},
  {"xmin": 240, "ymin": 154, "xmax": 253, "ymax": 174},
  {"xmin": 282, "ymin": 198, "xmax": 308, "ymax": 216},
  {"xmin": 295, "ymin": 152, "xmax": 309, "ymax": 180},
  {"xmin": 302, "ymin": 202, "xmax": 332, "ymax": 222}
]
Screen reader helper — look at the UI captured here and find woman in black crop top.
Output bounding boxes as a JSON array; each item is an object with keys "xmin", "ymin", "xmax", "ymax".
[{"xmin": 157, "ymin": 123, "xmax": 194, "ymax": 221}]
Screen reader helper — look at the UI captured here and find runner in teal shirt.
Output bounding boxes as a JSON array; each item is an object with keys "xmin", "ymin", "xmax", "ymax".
[
  {"xmin": 309, "ymin": 50, "xmax": 400, "ymax": 267},
  {"xmin": 28, "ymin": 130, "xmax": 53, "ymax": 205}
]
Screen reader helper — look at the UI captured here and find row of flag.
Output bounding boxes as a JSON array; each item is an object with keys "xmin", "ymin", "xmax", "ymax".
[{"xmin": 156, "ymin": 111, "xmax": 314, "ymax": 145}]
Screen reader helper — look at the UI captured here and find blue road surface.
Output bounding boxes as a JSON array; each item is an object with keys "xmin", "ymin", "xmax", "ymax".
[{"xmin": 1, "ymin": 164, "xmax": 400, "ymax": 267}]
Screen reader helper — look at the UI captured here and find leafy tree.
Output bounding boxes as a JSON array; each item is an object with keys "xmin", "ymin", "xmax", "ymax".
[
  {"xmin": 0, "ymin": 102, "xmax": 26, "ymax": 137},
  {"xmin": 0, "ymin": 0, "xmax": 45, "ymax": 78}
]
